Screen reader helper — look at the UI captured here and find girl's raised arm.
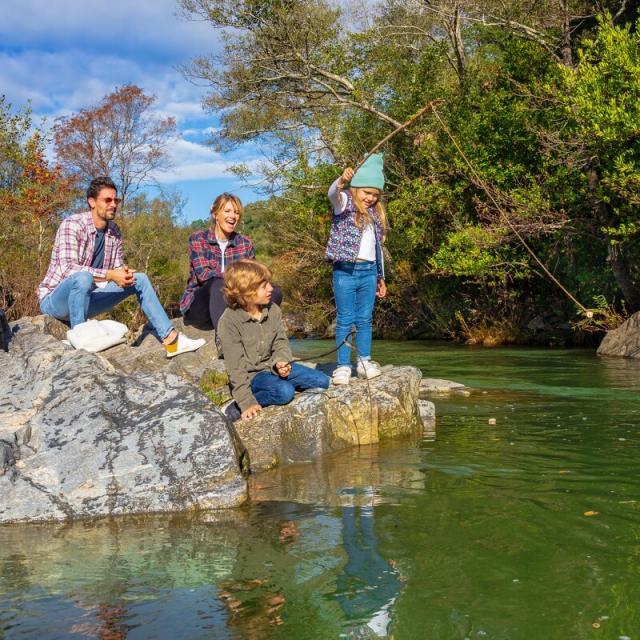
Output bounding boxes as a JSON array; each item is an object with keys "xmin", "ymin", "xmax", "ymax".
[{"xmin": 328, "ymin": 167, "xmax": 354, "ymax": 213}]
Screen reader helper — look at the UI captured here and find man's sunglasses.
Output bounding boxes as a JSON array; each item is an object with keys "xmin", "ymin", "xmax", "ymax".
[{"xmin": 100, "ymin": 197, "xmax": 122, "ymax": 205}]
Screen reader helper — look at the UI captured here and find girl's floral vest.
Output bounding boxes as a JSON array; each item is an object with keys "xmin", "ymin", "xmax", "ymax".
[{"xmin": 324, "ymin": 190, "xmax": 385, "ymax": 279}]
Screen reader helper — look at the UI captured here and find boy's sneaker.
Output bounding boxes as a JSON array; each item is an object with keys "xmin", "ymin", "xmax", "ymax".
[
  {"xmin": 220, "ymin": 399, "xmax": 241, "ymax": 422},
  {"xmin": 165, "ymin": 333, "xmax": 206, "ymax": 358},
  {"xmin": 332, "ymin": 365, "xmax": 352, "ymax": 385},
  {"xmin": 356, "ymin": 359, "xmax": 381, "ymax": 380}
]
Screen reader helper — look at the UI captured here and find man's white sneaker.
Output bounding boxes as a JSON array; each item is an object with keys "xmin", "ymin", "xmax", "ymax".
[
  {"xmin": 165, "ymin": 333, "xmax": 206, "ymax": 358},
  {"xmin": 356, "ymin": 359, "xmax": 381, "ymax": 380},
  {"xmin": 332, "ymin": 365, "xmax": 352, "ymax": 385}
]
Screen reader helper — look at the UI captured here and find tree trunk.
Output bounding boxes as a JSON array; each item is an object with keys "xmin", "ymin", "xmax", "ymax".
[
  {"xmin": 607, "ymin": 242, "xmax": 640, "ymax": 311},
  {"xmin": 588, "ymin": 166, "xmax": 640, "ymax": 311}
]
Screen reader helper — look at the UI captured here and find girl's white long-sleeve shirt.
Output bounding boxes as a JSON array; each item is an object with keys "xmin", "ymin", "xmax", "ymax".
[{"xmin": 328, "ymin": 178, "xmax": 376, "ymax": 262}]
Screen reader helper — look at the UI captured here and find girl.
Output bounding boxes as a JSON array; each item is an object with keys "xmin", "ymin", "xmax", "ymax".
[
  {"xmin": 325, "ymin": 153, "xmax": 387, "ymax": 385},
  {"xmin": 179, "ymin": 193, "xmax": 283, "ymax": 335}
]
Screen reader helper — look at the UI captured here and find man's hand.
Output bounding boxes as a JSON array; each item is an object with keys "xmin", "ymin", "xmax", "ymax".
[
  {"xmin": 338, "ymin": 167, "xmax": 355, "ymax": 189},
  {"xmin": 275, "ymin": 361, "xmax": 291, "ymax": 378},
  {"xmin": 107, "ymin": 267, "xmax": 135, "ymax": 288},
  {"xmin": 241, "ymin": 404, "xmax": 263, "ymax": 420},
  {"xmin": 376, "ymin": 279, "xmax": 387, "ymax": 298}
]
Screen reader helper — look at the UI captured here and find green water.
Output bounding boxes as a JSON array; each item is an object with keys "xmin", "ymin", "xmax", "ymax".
[{"xmin": 2, "ymin": 341, "xmax": 639, "ymax": 639}]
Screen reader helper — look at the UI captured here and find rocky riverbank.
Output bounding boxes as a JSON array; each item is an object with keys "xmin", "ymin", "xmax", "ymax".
[{"xmin": 0, "ymin": 316, "xmax": 455, "ymax": 524}]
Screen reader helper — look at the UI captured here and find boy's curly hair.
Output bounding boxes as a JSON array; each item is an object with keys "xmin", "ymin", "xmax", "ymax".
[{"xmin": 223, "ymin": 259, "xmax": 271, "ymax": 310}]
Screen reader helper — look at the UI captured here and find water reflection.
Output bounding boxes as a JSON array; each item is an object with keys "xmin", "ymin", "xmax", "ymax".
[
  {"xmin": 4, "ymin": 342, "xmax": 640, "ymax": 638},
  {"xmin": 335, "ymin": 489, "xmax": 403, "ymax": 638},
  {"xmin": 1, "ymin": 442, "xmax": 423, "ymax": 639}
]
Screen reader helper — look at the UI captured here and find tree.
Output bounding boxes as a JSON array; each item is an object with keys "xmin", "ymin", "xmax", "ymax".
[
  {"xmin": 53, "ymin": 85, "xmax": 176, "ymax": 206},
  {"xmin": 179, "ymin": 0, "xmax": 640, "ymax": 341},
  {"xmin": 552, "ymin": 17, "xmax": 640, "ymax": 309},
  {"xmin": 0, "ymin": 97, "xmax": 76, "ymax": 319},
  {"xmin": 179, "ymin": 0, "xmax": 412, "ymax": 164}
]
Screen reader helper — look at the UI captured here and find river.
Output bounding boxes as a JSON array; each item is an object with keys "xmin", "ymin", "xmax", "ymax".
[{"xmin": 1, "ymin": 341, "xmax": 639, "ymax": 639}]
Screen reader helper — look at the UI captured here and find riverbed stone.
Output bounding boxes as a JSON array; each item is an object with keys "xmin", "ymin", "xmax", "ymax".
[
  {"xmin": 420, "ymin": 378, "xmax": 471, "ymax": 395},
  {"xmin": 597, "ymin": 311, "xmax": 640, "ymax": 359},
  {"xmin": 234, "ymin": 365, "xmax": 424, "ymax": 473},
  {"xmin": 0, "ymin": 317, "xmax": 247, "ymax": 524}
]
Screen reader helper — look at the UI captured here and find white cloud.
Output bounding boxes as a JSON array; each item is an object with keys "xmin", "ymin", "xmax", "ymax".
[
  {"xmin": 0, "ymin": 0, "xmax": 220, "ymax": 62},
  {"xmin": 156, "ymin": 138, "xmax": 262, "ymax": 183},
  {"xmin": 0, "ymin": 0, "xmax": 265, "ymax": 219}
]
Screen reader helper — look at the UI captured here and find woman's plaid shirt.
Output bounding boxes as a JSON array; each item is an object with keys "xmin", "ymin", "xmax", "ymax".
[{"xmin": 179, "ymin": 229, "xmax": 255, "ymax": 314}]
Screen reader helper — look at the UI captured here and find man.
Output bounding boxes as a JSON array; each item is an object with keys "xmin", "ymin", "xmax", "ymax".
[{"xmin": 38, "ymin": 177, "xmax": 204, "ymax": 357}]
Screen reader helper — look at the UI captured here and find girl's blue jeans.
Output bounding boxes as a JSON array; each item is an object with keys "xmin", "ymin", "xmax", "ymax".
[
  {"xmin": 250, "ymin": 363, "xmax": 330, "ymax": 407},
  {"xmin": 333, "ymin": 261, "xmax": 377, "ymax": 366},
  {"xmin": 40, "ymin": 270, "xmax": 173, "ymax": 339}
]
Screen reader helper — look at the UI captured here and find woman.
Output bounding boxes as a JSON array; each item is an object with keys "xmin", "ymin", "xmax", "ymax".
[{"xmin": 179, "ymin": 193, "xmax": 282, "ymax": 333}]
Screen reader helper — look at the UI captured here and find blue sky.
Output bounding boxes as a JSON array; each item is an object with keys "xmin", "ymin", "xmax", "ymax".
[{"xmin": 0, "ymin": 0, "xmax": 262, "ymax": 223}]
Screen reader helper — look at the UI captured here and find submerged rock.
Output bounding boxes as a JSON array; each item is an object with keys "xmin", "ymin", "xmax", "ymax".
[
  {"xmin": 597, "ymin": 311, "xmax": 640, "ymax": 359},
  {"xmin": 0, "ymin": 317, "xmax": 247, "ymax": 524},
  {"xmin": 420, "ymin": 378, "xmax": 471, "ymax": 395}
]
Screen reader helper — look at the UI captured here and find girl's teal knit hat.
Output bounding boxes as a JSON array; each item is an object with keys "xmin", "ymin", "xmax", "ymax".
[{"xmin": 350, "ymin": 153, "xmax": 385, "ymax": 190}]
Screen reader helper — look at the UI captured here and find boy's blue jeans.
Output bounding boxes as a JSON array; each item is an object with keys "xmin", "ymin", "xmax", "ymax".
[
  {"xmin": 40, "ymin": 271, "xmax": 173, "ymax": 339},
  {"xmin": 250, "ymin": 363, "xmax": 329, "ymax": 407},
  {"xmin": 333, "ymin": 261, "xmax": 377, "ymax": 366}
]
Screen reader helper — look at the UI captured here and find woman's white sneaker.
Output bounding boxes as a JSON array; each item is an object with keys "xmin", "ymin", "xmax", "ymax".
[
  {"xmin": 357, "ymin": 359, "xmax": 381, "ymax": 379},
  {"xmin": 332, "ymin": 365, "xmax": 352, "ymax": 385}
]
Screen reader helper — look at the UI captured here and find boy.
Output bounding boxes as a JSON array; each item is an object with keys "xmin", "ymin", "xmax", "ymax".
[{"xmin": 218, "ymin": 260, "xmax": 330, "ymax": 421}]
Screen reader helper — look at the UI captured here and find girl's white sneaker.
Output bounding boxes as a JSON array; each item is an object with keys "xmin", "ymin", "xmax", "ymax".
[
  {"xmin": 332, "ymin": 365, "xmax": 352, "ymax": 385},
  {"xmin": 357, "ymin": 359, "xmax": 381, "ymax": 379}
]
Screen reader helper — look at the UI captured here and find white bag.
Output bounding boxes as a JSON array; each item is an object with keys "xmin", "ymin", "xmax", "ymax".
[{"xmin": 66, "ymin": 319, "xmax": 128, "ymax": 353}]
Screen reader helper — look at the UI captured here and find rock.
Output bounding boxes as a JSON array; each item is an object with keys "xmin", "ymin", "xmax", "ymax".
[
  {"xmin": 526, "ymin": 314, "xmax": 550, "ymax": 332},
  {"xmin": 234, "ymin": 365, "xmax": 424, "ymax": 473},
  {"xmin": 281, "ymin": 312, "xmax": 317, "ymax": 338},
  {"xmin": 419, "ymin": 378, "xmax": 470, "ymax": 395},
  {"xmin": 597, "ymin": 311, "xmax": 640, "ymax": 359},
  {"xmin": 417, "ymin": 399, "xmax": 435, "ymax": 424},
  {"xmin": 21, "ymin": 315, "xmax": 224, "ymax": 384},
  {"xmin": 2, "ymin": 316, "xmax": 437, "ymax": 519},
  {"xmin": 103, "ymin": 317, "xmax": 223, "ymax": 383},
  {"xmin": 0, "ymin": 317, "xmax": 247, "ymax": 524}
]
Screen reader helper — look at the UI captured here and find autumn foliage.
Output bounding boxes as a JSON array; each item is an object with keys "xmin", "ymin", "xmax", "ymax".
[
  {"xmin": 0, "ymin": 97, "xmax": 77, "ymax": 319},
  {"xmin": 53, "ymin": 85, "xmax": 176, "ymax": 206}
]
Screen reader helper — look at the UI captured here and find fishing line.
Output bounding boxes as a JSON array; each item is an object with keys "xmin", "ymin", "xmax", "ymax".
[
  {"xmin": 349, "ymin": 99, "xmax": 597, "ymax": 321},
  {"xmin": 286, "ymin": 328, "xmax": 357, "ymax": 365},
  {"xmin": 428, "ymin": 103, "xmax": 592, "ymax": 317}
]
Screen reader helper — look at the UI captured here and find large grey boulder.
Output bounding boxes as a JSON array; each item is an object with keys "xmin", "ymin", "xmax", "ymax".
[
  {"xmin": 597, "ymin": 311, "xmax": 640, "ymax": 359},
  {"xmin": 32, "ymin": 315, "xmax": 224, "ymax": 384},
  {"xmin": 0, "ymin": 317, "xmax": 247, "ymax": 524},
  {"xmin": 234, "ymin": 364, "xmax": 424, "ymax": 473}
]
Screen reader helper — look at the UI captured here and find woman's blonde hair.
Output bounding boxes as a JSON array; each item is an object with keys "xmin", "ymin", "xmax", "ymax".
[
  {"xmin": 210, "ymin": 192, "xmax": 243, "ymax": 222},
  {"xmin": 350, "ymin": 187, "xmax": 387, "ymax": 232},
  {"xmin": 223, "ymin": 259, "xmax": 271, "ymax": 310}
]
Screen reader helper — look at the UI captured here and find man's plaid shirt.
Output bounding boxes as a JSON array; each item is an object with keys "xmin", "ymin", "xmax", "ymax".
[
  {"xmin": 37, "ymin": 211, "xmax": 124, "ymax": 301},
  {"xmin": 180, "ymin": 229, "xmax": 255, "ymax": 314}
]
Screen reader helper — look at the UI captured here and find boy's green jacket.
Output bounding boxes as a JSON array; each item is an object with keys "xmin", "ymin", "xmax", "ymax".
[{"xmin": 217, "ymin": 303, "xmax": 293, "ymax": 411}]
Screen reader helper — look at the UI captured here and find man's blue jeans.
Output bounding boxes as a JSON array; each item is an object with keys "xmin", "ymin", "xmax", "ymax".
[
  {"xmin": 250, "ymin": 363, "xmax": 329, "ymax": 407},
  {"xmin": 333, "ymin": 261, "xmax": 378, "ymax": 366},
  {"xmin": 40, "ymin": 271, "xmax": 173, "ymax": 339}
]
